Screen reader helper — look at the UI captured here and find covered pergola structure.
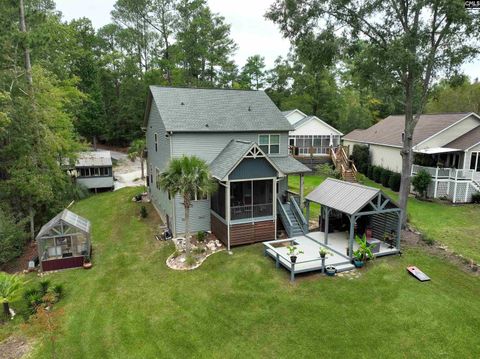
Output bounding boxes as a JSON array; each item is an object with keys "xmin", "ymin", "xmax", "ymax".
[{"xmin": 305, "ymin": 178, "xmax": 402, "ymax": 260}]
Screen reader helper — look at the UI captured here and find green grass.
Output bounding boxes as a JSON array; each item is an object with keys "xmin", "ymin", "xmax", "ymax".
[
  {"xmin": 289, "ymin": 174, "xmax": 480, "ymax": 262},
  {"xmin": 3, "ymin": 187, "xmax": 476, "ymax": 358}
]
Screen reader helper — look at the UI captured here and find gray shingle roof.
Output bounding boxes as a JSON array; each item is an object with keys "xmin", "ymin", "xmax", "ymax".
[
  {"xmin": 209, "ymin": 140, "xmax": 311, "ymax": 180},
  {"xmin": 269, "ymin": 156, "xmax": 311, "ymax": 174},
  {"xmin": 36, "ymin": 209, "xmax": 91, "ymax": 239},
  {"xmin": 445, "ymin": 125, "xmax": 480, "ymax": 150},
  {"xmin": 148, "ymin": 86, "xmax": 293, "ymax": 132},
  {"xmin": 344, "ymin": 113, "xmax": 475, "ymax": 148},
  {"xmin": 209, "ymin": 140, "xmax": 253, "ymax": 180},
  {"xmin": 305, "ymin": 178, "xmax": 381, "ymax": 215}
]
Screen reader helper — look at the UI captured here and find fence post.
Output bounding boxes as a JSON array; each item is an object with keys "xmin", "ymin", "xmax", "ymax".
[
  {"xmin": 434, "ymin": 167, "xmax": 439, "ymax": 198},
  {"xmin": 453, "ymin": 170, "xmax": 458, "ymax": 203}
]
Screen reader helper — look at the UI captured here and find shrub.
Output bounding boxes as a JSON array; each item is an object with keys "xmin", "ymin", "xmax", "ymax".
[
  {"xmin": 197, "ymin": 231, "xmax": 206, "ymax": 242},
  {"xmin": 315, "ymin": 163, "xmax": 341, "ymax": 179},
  {"xmin": 388, "ymin": 173, "xmax": 402, "ymax": 192},
  {"xmin": 23, "ymin": 288, "xmax": 43, "ymax": 314},
  {"xmin": 380, "ymin": 169, "xmax": 392, "ymax": 187},
  {"xmin": 412, "ymin": 170, "xmax": 432, "ymax": 198},
  {"xmin": 351, "ymin": 145, "xmax": 370, "ymax": 174},
  {"xmin": 367, "ymin": 165, "xmax": 375, "ymax": 179},
  {"xmin": 39, "ymin": 280, "xmax": 50, "ymax": 296},
  {"xmin": 372, "ymin": 166, "xmax": 383, "ymax": 183},
  {"xmin": 49, "ymin": 284, "xmax": 64, "ymax": 300},
  {"xmin": 472, "ymin": 192, "xmax": 480, "ymax": 204},
  {"xmin": 140, "ymin": 206, "xmax": 148, "ymax": 218},
  {"xmin": 192, "ymin": 247, "xmax": 206, "ymax": 255},
  {"xmin": 186, "ymin": 255, "xmax": 197, "ymax": 266}
]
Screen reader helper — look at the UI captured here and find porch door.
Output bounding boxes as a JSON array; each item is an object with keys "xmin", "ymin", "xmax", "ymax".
[{"xmin": 470, "ymin": 152, "xmax": 480, "ymax": 171}]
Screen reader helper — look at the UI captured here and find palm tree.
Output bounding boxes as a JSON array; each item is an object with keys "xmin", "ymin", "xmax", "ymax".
[
  {"xmin": 128, "ymin": 138, "xmax": 146, "ymax": 180},
  {"xmin": 0, "ymin": 272, "xmax": 24, "ymax": 319},
  {"xmin": 158, "ymin": 156, "xmax": 216, "ymax": 255}
]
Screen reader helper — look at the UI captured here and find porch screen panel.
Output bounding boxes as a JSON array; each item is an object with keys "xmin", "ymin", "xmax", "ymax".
[{"xmin": 210, "ymin": 184, "xmax": 226, "ymax": 219}]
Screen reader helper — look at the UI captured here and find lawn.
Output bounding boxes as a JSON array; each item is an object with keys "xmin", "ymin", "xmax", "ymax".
[
  {"xmin": 289, "ymin": 174, "xmax": 480, "ymax": 263},
  {"xmin": 4, "ymin": 187, "xmax": 480, "ymax": 358}
]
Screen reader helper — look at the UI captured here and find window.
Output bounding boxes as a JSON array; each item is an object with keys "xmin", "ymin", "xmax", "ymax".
[
  {"xmin": 154, "ymin": 133, "xmax": 158, "ymax": 152},
  {"xmin": 149, "ymin": 164, "xmax": 153, "ymax": 185},
  {"xmin": 258, "ymin": 134, "xmax": 280, "ymax": 154}
]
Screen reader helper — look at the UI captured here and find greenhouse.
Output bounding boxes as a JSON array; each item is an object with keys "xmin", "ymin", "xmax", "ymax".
[{"xmin": 36, "ymin": 209, "xmax": 91, "ymax": 271}]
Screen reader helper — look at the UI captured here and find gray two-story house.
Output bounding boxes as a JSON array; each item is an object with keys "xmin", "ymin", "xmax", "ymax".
[{"xmin": 144, "ymin": 86, "xmax": 310, "ymax": 249}]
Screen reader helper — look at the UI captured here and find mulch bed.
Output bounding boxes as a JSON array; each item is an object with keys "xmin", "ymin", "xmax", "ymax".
[
  {"xmin": 1, "ymin": 241, "xmax": 37, "ymax": 274},
  {"xmin": 166, "ymin": 233, "xmax": 225, "ymax": 270}
]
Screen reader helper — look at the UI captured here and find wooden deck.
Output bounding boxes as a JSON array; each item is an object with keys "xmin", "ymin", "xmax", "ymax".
[{"xmin": 264, "ymin": 231, "xmax": 399, "ymax": 281}]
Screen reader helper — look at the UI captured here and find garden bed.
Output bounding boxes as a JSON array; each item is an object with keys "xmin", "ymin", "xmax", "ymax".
[{"xmin": 166, "ymin": 232, "xmax": 225, "ymax": 270}]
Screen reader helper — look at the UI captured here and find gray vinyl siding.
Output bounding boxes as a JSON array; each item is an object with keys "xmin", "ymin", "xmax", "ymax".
[
  {"xmin": 76, "ymin": 176, "xmax": 114, "ymax": 189},
  {"xmin": 146, "ymin": 100, "xmax": 173, "ymax": 224},
  {"xmin": 278, "ymin": 177, "xmax": 288, "ymax": 197},
  {"xmin": 170, "ymin": 132, "xmax": 289, "ymax": 163},
  {"xmin": 174, "ymin": 195, "xmax": 211, "ymax": 234}
]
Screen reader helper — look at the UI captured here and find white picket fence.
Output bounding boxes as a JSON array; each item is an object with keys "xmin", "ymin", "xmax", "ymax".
[{"xmin": 411, "ymin": 165, "xmax": 480, "ymax": 203}]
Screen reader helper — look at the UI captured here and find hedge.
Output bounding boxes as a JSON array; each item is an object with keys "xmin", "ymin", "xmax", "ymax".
[
  {"xmin": 380, "ymin": 169, "xmax": 392, "ymax": 187},
  {"xmin": 351, "ymin": 145, "xmax": 370, "ymax": 174},
  {"xmin": 389, "ymin": 173, "xmax": 401, "ymax": 192},
  {"xmin": 372, "ymin": 166, "xmax": 383, "ymax": 183}
]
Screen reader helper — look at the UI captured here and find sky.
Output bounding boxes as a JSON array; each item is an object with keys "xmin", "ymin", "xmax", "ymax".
[{"xmin": 55, "ymin": 0, "xmax": 480, "ymax": 80}]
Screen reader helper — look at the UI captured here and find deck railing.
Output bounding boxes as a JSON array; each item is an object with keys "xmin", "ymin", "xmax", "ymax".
[{"xmin": 230, "ymin": 203, "xmax": 273, "ymax": 221}]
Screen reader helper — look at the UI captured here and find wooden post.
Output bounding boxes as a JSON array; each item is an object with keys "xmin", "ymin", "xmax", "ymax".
[
  {"xmin": 273, "ymin": 178, "xmax": 277, "ymax": 239},
  {"xmin": 348, "ymin": 215, "xmax": 355, "ymax": 260},
  {"xmin": 321, "ymin": 257, "xmax": 326, "ymax": 274},
  {"xmin": 290, "ymin": 263, "xmax": 295, "ymax": 282},
  {"xmin": 226, "ymin": 181, "xmax": 231, "ymax": 251},
  {"xmin": 276, "ymin": 252, "xmax": 279, "ymax": 268},
  {"xmin": 324, "ymin": 207, "xmax": 330, "ymax": 245},
  {"xmin": 299, "ymin": 174, "xmax": 305, "ymax": 209}
]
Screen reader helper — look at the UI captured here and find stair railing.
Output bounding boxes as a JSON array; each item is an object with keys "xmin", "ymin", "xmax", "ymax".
[
  {"xmin": 277, "ymin": 198, "xmax": 294, "ymax": 237},
  {"xmin": 290, "ymin": 196, "xmax": 309, "ymax": 234}
]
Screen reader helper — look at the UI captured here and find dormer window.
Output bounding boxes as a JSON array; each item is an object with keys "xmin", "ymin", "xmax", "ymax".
[{"xmin": 259, "ymin": 134, "xmax": 280, "ymax": 154}]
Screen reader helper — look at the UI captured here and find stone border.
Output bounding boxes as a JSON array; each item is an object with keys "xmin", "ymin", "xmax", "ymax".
[{"xmin": 166, "ymin": 248, "xmax": 226, "ymax": 271}]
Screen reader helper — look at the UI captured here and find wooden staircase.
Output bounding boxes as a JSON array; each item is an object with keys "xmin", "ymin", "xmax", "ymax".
[{"xmin": 330, "ymin": 146, "xmax": 358, "ymax": 183}]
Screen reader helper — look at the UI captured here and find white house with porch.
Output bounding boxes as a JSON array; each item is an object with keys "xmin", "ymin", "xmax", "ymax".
[
  {"xmin": 343, "ymin": 112, "xmax": 480, "ymax": 202},
  {"xmin": 282, "ymin": 109, "xmax": 343, "ymax": 157}
]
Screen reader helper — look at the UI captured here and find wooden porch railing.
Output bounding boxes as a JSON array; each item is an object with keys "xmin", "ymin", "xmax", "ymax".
[{"xmin": 330, "ymin": 145, "xmax": 357, "ymax": 182}]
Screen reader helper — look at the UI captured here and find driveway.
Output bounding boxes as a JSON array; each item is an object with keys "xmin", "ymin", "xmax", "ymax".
[{"xmin": 110, "ymin": 150, "xmax": 145, "ymax": 190}]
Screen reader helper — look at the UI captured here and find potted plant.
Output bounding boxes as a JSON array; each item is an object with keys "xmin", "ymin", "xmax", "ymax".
[
  {"xmin": 325, "ymin": 266, "xmax": 336, "ymax": 276},
  {"xmin": 352, "ymin": 234, "xmax": 375, "ymax": 268},
  {"xmin": 319, "ymin": 248, "xmax": 331, "ymax": 259},
  {"xmin": 83, "ymin": 255, "xmax": 92, "ymax": 269},
  {"xmin": 286, "ymin": 245, "xmax": 303, "ymax": 263}
]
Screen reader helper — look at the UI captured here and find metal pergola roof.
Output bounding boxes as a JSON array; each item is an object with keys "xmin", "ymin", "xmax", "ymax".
[
  {"xmin": 36, "ymin": 209, "xmax": 91, "ymax": 239},
  {"xmin": 305, "ymin": 178, "xmax": 384, "ymax": 215}
]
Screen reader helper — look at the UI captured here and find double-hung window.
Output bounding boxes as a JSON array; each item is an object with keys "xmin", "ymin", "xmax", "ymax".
[{"xmin": 259, "ymin": 134, "xmax": 280, "ymax": 154}]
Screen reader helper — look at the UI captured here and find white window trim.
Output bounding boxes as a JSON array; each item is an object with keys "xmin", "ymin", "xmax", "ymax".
[{"xmin": 258, "ymin": 134, "xmax": 280, "ymax": 154}]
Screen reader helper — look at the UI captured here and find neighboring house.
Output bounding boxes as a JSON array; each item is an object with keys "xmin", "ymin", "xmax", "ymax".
[
  {"xmin": 144, "ymin": 87, "xmax": 311, "ymax": 249},
  {"xmin": 343, "ymin": 112, "xmax": 480, "ymax": 202},
  {"xmin": 74, "ymin": 151, "xmax": 114, "ymax": 192},
  {"xmin": 282, "ymin": 109, "xmax": 343, "ymax": 157}
]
